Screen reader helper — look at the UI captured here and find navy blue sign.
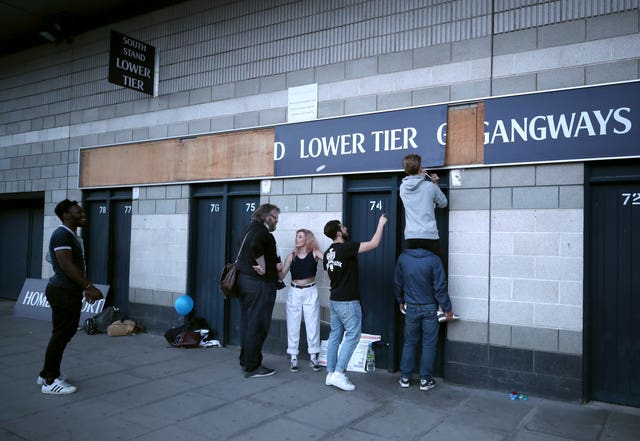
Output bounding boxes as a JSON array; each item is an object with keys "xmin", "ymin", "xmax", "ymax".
[
  {"xmin": 484, "ymin": 81, "xmax": 640, "ymax": 164},
  {"xmin": 274, "ymin": 105, "xmax": 447, "ymax": 177}
]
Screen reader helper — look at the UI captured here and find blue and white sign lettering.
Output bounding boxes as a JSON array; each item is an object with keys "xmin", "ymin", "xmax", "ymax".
[
  {"xmin": 483, "ymin": 81, "xmax": 639, "ymax": 164},
  {"xmin": 274, "ymin": 105, "xmax": 447, "ymax": 177}
]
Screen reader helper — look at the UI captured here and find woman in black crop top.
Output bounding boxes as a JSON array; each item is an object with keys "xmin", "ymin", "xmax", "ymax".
[{"xmin": 279, "ymin": 229, "xmax": 324, "ymax": 373}]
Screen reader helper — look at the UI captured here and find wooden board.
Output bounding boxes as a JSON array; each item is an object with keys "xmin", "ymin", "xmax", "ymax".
[
  {"xmin": 80, "ymin": 128, "xmax": 274, "ymax": 187},
  {"xmin": 445, "ymin": 103, "xmax": 484, "ymax": 165}
]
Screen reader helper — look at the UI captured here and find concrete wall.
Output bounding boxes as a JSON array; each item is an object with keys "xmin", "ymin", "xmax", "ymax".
[
  {"xmin": 447, "ymin": 163, "xmax": 584, "ymax": 355},
  {"xmin": 1, "ymin": 0, "xmax": 639, "ymax": 401},
  {"xmin": 263, "ymin": 175, "xmax": 343, "ymax": 322}
]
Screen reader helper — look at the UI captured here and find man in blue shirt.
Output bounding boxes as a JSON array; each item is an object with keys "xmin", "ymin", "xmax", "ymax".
[{"xmin": 394, "ymin": 248, "xmax": 453, "ymax": 391}]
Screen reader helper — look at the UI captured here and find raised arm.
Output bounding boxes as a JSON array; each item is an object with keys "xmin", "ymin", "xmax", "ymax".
[{"xmin": 358, "ymin": 214, "xmax": 388, "ymax": 253}]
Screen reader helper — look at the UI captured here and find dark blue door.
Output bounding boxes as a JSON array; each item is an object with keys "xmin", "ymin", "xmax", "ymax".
[
  {"xmin": 192, "ymin": 195, "xmax": 225, "ymax": 338},
  {"xmin": 0, "ymin": 198, "xmax": 43, "ymax": 299},
  {"xmin": 345, "ymin": 173, "xmax": 449, "ymax": 373},
  {"xmin": 83, "ymin": 190, "xmax": 132, "ymax": 313},
  {"xmin": 587, "ymin": 161, "xmax": 640, "ymax": 407},
  {"xmin": 190, "ymin": 182, "xmax": 259, "ymax": 345},
  {"xmin": 226, "ymin": 195, "xmax": 259, "ymax": 345},
  {"xmin": 345, "ymin": 176, "xmax": 399, "ymax": 371}
]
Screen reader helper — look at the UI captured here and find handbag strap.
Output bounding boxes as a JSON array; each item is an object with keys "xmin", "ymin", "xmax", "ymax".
[{"xmin": 233, "ymin": 224, "xmax": 255, "ymax": 263}]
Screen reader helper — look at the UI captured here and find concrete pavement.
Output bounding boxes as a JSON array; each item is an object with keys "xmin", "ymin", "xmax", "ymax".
[{"xmin": 1, "ymin": 298, "xmax": 639, "ymax": 441}]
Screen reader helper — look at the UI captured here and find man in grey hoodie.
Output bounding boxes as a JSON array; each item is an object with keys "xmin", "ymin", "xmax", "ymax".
[{"xmin": 399, "ymin": 153, "xmax": 448, "ymax": 256}]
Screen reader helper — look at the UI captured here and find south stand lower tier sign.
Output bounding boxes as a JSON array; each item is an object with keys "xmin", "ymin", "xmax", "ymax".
[{"xmin": 108, "ymin": 30, "xmax": 156, "ymax": 95}]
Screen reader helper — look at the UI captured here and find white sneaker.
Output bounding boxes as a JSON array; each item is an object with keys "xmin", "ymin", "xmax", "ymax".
[
  {"xmin": 325, "ymin": 372, "xmax": 334, "ymax": 386},
  {"xmin": 41, "ymin": 378, "xmax": 77, "ymax": 395},
  {"xmin": 437, "ymin": 311, "xmax": 461, "ymax": 323},
  {"xmin": 36, "ymin": 373, "xmax": 67, "ymax": 385},
  {"xmin": 329, "ymin": 372, "xmax": 355, "ymax": 391}
]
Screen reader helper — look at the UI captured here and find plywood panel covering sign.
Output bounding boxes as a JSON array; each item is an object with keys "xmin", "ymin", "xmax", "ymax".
[
  {"xmin": 445, "ymin": 103, "xmax": 484, "ymax": 166},
  {"xmin": 80, "ymin": 129, "xmax": 274, "ymax": 187}
]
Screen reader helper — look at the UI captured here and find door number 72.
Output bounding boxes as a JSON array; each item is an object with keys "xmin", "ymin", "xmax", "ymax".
[{"xmin": 621, "ymin": 193, "xmax": 640, "ymax": 206}]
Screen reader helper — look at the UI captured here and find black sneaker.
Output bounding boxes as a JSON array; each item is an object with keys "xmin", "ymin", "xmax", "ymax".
[
  {"xmin": 309, "ymin": 359, "xmax": 322, "ymax": 372},
  {"xmin": 245, "ymin": 366, "xmax": 276, "ymax": 378},
  {"xmin": 399, "ymin": 376, "xmax": 410, "ymax": 388},
  {"xmin": 420, "ymin": 378, "xmax": 436, "ymax": 391},
  {"xmin": 290, "ymin": 359, "xmax": 299, "ymax": 373}
]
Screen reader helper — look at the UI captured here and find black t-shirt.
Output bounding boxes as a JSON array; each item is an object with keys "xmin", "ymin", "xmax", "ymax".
[
  {"xmin": 323, "ymin": 241, "xmax": 360, "ymax": 301},
  {"xmin": 49, "ymin": 226, "xmax": 85, "ymax": 290},
  {"xmin": 237, "ymin": 221, "xmax": 279, "ymax": 282}
]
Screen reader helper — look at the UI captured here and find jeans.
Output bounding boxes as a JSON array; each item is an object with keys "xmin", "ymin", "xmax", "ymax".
[
  {"xmin": 327, "ymin": 300, "xmax": 362, "ymax": 374},
  {"xmin": 400, "ymin": 303, "xmax": 439, "ymax": 380},
  {"xmin": 237, "ymin": 273, "xmax": 277, "ymax": 372},
  {"xmin": 40, "ymin": 283, "xmax": 83, "ymax": 381}
]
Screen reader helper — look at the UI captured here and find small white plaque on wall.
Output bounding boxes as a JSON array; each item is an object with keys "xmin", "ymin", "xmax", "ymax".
[
  {"xmin": 288, "ymin": 83, "xmax": 318, "ymax": 123},
  {"xmin": 451, "ymin": 169, "xmax": 463, "ymax": 187}
]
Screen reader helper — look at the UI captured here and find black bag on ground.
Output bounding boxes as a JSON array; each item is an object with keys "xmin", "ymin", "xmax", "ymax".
[{"xmin": 164, "ymin": 317, "xmax": 210, "ymax": 348}]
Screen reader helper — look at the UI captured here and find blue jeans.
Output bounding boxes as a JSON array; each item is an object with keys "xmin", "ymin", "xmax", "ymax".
[
  {"xmin": 327, "ymin": 300, "xmax": 362, "ymax": 374},
  {"xmin": 400, "ymin": 303, "xmax": 439, "ymax": 380}
]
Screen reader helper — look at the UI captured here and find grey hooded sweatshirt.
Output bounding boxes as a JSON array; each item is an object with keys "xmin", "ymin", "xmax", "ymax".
[{"xmin": 400, "ymin": 174, "xmax": 448, "ymax": 240}]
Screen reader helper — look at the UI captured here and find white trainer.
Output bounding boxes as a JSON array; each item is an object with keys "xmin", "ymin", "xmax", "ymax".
[
  {"xmin": 325, "ymin": 372, "xmax": 334, "ymax": 386},
  {"xmin": 437, "ymin": 311, "xmax": 461, "ymax": 323},
  {"xmin": 36, "ymin": 373, "xmax": 67, "ymax": 385},
  {"xmin": 41, "ymin": 378, "xmax": 77, "ymax": 395},
  {"xmin": 329, "ymin": 372, "xmax": 355, "ymax": 391}
]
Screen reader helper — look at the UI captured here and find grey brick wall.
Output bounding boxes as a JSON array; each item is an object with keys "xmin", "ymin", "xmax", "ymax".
[{"xmin": 447, "ymin": 163, "xmax": 585, "ymax": 355}]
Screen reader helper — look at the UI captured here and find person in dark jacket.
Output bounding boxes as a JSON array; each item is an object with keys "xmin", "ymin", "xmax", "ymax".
[
  {"xmin": 236, "ymin": 203, "xmax": 281, "ymax": 378},
  {"xmin": 394, "ymin": 248, "xmax": 454, "ymax": 391}
]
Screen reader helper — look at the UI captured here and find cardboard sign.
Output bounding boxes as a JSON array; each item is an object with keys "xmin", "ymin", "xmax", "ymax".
[
  {"xmin": 318, "ymin": 333, "xmax": 381, "ymax": 373},
  {"xmin": 13, "ymin": 278, "xmax": 110, "ymax": 325}
]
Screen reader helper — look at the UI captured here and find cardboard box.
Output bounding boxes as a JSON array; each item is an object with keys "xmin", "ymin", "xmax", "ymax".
[{"xmin": 318, "ymin": 333, "xmax": 381, "ymax": 373}]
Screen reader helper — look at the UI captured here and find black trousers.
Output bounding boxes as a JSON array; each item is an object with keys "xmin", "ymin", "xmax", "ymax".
[
  {"xmin": 237, "ymin": 273, "xmax": 276, "ymax": 372},
  {"xmin": 39, "ymin": 283, "xmax": 83, "ymax": 381}
]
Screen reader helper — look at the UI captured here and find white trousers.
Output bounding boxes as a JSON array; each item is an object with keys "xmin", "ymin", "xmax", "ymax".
[{"xmin": 286, "ymin": 285, "xmax": 321, "ymax": 355}]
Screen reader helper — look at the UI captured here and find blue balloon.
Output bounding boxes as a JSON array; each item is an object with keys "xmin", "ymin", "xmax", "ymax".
[{"xmin": 174, "ymin": 295, "xmax": 194, "ymax": 315}]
